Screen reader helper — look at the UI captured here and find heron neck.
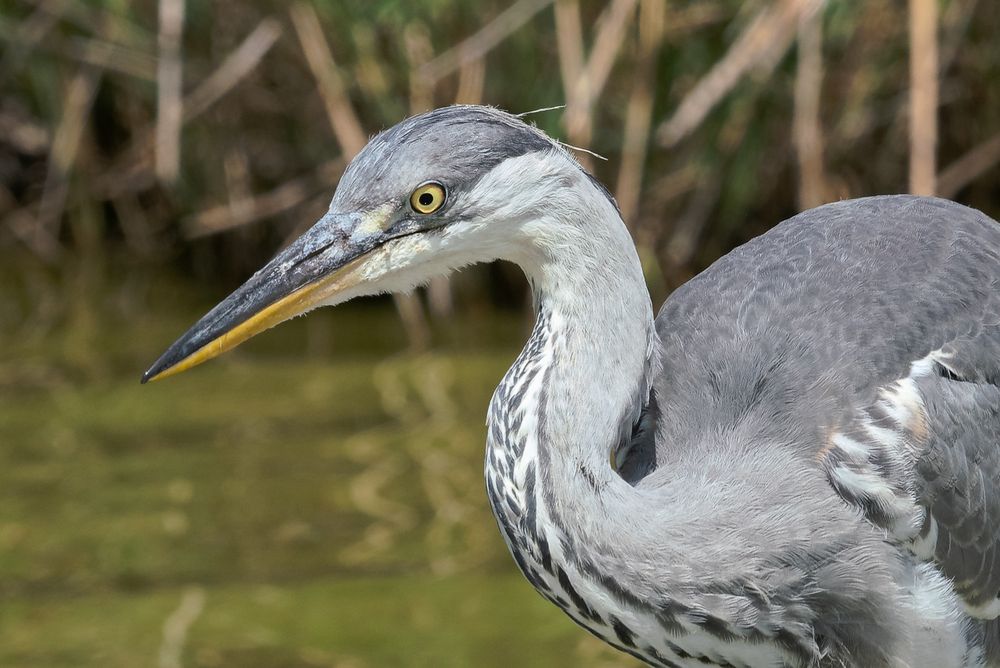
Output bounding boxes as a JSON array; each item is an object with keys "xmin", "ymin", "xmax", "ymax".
[
  {"xmin": 486, "ymin": 185, "xmax": 657, "ymax": 563},
  {"xmin": 528, "ymin": 246, "xmax": 655, "ymax": 488}
]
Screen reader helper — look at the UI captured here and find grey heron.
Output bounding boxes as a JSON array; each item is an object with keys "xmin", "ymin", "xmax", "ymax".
[{"xmin": 144, "ymin": 105, "xmax": 1000, "ymax": 667}]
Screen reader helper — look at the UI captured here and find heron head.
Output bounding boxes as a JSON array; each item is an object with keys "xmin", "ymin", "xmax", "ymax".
[{"xmin": 143, "ymin": 105, "xmax": 595, "ymax": 382}]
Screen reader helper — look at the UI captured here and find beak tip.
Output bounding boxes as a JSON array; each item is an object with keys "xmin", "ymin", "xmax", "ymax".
[{"xmin": 141, "ymin": 355, "xmax": 173, "ymax": 384}]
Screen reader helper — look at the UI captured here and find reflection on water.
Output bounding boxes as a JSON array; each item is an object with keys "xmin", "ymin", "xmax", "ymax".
[{"xmin": 0, "ymin": 288, "xmax": 633, "ymax": 667}]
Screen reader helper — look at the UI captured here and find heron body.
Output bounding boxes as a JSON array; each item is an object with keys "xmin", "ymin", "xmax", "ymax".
[{"xmin": 145, "ymin": 106, "xmax": 1000, "ymax": 667}]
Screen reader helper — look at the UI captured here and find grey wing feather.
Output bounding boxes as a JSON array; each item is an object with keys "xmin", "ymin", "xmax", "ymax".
[
  {"xmin": 651, "ymin": 195, "xmax": 1000, "ymax": 459},
  {"xmin": 906, "ymin": 220, "xmax": 1000, "ymax": 613},
  {"xmin": 646, "ymin": 194, "xmax": 1000, "ymax": 617},
  {"xmin": 912, "ymin": 324, "xmax": 1000, "ymax": 613}
]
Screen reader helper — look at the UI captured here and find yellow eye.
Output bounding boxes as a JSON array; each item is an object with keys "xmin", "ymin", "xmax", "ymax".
[{"xmin": 410, "ymin": 182, "xmax": 446, "ymax": 214}]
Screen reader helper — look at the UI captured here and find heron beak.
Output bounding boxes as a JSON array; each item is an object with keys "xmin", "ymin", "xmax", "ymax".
[{"xmin": 142, "ymin": 210, "xmax": 396, "ymax": 383}]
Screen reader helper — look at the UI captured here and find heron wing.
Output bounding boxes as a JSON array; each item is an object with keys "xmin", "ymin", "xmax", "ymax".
[
  {"xmin": 910, "ymin": 325, "xmax": 1000, "ymax": 615},
  {"xmin": 791, "ymin": 206, "xmax": 1000, "ymax": 616},
  {"xmin": 647, "ymin": 195, "xmax": 1000, "ymax": 618}
]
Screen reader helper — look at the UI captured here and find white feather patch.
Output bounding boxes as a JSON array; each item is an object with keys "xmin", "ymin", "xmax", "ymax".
[
  {"xmin": 880, "ymin": 378, "xmax": 923, "ymax": 427},
  {"xmin": 908, "ymin": 347, "xmax": 953, "ymax": 378},
  {"xmin": 962, "ymin": 596, "xmax": 1000, "ymax": 619},
  {"xmin": 831, "ymin": 432, "xmax": 872, "ymax": 461},
  {"xmin": 909, "ymin": 515, "xmax": 939, "ymax": 560}
]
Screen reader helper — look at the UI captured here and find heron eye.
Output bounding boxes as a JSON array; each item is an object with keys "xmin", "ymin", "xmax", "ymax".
[{"xmin": 410, "ymin": 182, "xmax": 446, "ymax": 214}]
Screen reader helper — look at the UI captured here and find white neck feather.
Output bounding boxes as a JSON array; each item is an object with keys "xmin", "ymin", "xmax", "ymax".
[{"xmin": 480, "ymin": 150, "xmax": 657, "ymax": 549}]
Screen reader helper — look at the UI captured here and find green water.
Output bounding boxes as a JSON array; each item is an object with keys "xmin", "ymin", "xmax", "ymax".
[{"xmin": 0, "ymin": 273, "xmax": 633, "ymax": 667}]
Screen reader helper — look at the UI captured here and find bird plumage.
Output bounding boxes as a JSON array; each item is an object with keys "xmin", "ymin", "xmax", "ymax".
[
  {"xmin": 146, "ymin": 106, "xmax": 1000, "ymax": 667},
  {"xmin": 634, "ymin": 195, "xmax": 1000, "ymax": 665}
]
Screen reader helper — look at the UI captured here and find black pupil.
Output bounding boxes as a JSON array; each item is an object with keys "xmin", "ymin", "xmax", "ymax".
[{"xmin": 418, "ymin": 192, "xmax": 434, "ymax": 207}]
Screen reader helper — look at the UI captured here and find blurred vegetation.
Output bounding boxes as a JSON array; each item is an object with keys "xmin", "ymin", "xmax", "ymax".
[
  {"xmin": 2, "ymin": 0, "xmax": 1000, "ymax": 666},
  {"xmin": 3, "ymin": 1, "xmax": 999, "ymax": 316}
]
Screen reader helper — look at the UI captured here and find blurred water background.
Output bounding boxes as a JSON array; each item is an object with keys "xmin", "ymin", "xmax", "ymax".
[{"xmin": 2, "ymin": 0, "xmax": 999, "ymax": 666}]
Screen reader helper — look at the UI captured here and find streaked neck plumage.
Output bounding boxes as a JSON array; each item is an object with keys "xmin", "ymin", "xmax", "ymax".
[{"xmin": 483, "ymin": 156, "xmax": 659, "ymax": 651}]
